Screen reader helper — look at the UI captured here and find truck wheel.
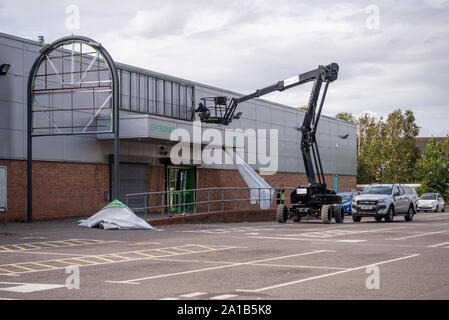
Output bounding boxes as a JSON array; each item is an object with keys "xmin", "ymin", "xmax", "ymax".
[
  {"xmin": 385, "ymin": 206, "xmax": 394, "ymax": 222},
  {"xmin": 375, "ymin": 217, "xmax": 383, "ymax": 222},
  {"xmin": 404, "ymin": 205, "xmax": 414, "ymax": 222},
  {"xmin": 352, "ymin": 215, "xmax": 361, "ymax": 222},
  {"xmin": 321, "ymin": 205, "xmax": 331, "ymax": 224},
  {"xmin": 335, "ymin": 206, "xmax": 344, "ymax": 223},
  {"xmin": 435, "ymin": 205, "xmax": 439, "ymax": 213},
  {"xmin": 276, "ymin": 204, "xmax": 288, "ymax": 223},
  {"xmin": 292, "ymin": 213, "xmax": 302, "ymax": 222}
]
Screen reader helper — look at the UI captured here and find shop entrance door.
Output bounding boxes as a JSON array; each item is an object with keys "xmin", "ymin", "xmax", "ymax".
[
  {"xmin": 334, "ymin": 175, "xmax": 339, "ymax": 193},
  {"xmin": 167, "ymin": 166, "xmax": 195, "ymax": 212}
]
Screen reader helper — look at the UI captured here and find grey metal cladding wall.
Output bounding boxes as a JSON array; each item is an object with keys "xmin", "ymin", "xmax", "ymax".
[
  {"xmin": 0, "ymin": 34, "xmax": 31, "ymax": 160},
  {"xmin": 0, "ymin": 32, "xmax": 357, "ymax": 176},
  {"xmin": 195, "ymin": 85, "xmax": 357, "ymax": 175}
]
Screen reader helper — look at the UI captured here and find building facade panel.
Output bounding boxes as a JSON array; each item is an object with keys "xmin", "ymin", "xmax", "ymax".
[{"xmin": 0, "ymin": 32, "xmax": 357, "ymax": 221}]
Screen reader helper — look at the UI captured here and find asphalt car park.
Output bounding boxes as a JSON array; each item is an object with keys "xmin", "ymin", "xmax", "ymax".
[{"xmin": 1, "ymin": 209, "xmax": 449, "ymax": 300}]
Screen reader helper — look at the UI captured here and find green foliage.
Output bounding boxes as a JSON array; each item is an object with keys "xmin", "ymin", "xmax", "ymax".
[
  {"xmin": 335, "ymin": 112, "xmax": 356, "ymax": 123},
  {"xmin": 415, "ymin": 137, "xmax": 449, "ymax": 196},
  {"xmin": 355, "ymin": 109, "xmax": 420, "ymax": 184}
]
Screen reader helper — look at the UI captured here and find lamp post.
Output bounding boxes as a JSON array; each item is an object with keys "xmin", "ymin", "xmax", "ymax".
[
  {"xmin": 0, "ymin": 64, "xmax": 10, "ymax": 76},
  {"xmin": 380, "ymin": 163, "xmax": 386, "ymax": 183}
]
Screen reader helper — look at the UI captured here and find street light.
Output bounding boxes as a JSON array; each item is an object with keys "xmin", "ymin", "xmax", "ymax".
[
  {"xmin": 380, "ymin": 163, "xmax": 386, "ymax": 183},
  {"xmin": 0, "ymin": 64, "xmax": 10, "ymax": 76}
]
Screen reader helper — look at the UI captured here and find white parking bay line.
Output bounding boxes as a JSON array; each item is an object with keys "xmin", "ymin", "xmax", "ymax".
[
  {"xmin": 427, "ymin": 242, "xmax": 449, "ymax": 248},
  {"xmin": 236, "ymin": 254, "xmax": 420, "ymax": 293},
  {"xmin": 251, "ymin": 236, "xmax": 366, "ymax": 243},
  {"xmin": 179, "ymin": 292, "xmax": 208, "ymax": 298},
  {"xmin": 389, "ymin": 230, "xmax": 449, "ymax": 240},
  {"xmin": 0, "ymin": 282, "xmax": 66, "ymax": 293},
  {"xmin": 210, "ymin": 294, "xmax": 238, "ymax": 300},
  {"xmin": 106, "ymin": 250, "xmax": 334, "ymax": 285}
]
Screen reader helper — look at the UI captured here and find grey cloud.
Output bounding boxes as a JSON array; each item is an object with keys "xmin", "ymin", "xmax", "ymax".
[{"xmin": 0, "ymin": 0, "xmax": 448, "ymax": 135}]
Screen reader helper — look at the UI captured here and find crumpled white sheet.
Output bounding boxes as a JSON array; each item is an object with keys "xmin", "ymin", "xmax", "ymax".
[
  {"xmin": 78, "ymin": 204, "xmax": 154, "ymax": 230},
  {"xmin": 226, "ymin": 149, "xmax": 275, "ymax": 210}
]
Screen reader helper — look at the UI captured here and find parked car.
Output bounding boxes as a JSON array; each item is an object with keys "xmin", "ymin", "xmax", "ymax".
[
  {"xmin": 416, "ymin": 193, "xmax": 446, "ymax": 212},
  {"xmin": 337, "ymin": 192, "xmax": 357, "ymax": 215},
  {"xmin": 351, "ymin": 184, "xmax": 415, "ymax": 222},
  {"xmin": 403, "ymin": 186, "xmax": 419, "ymax": 212}
]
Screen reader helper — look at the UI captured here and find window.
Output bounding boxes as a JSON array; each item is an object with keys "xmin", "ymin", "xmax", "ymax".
[
  {"xmin": 118, "ymin": 68, "xmax": 194, "ymax": 121},
  {"xmin": 393, "ymin": 186, "xmax": 399, "ymax": 195},
  {"xmin": 363, "ymin": 186, "xmax": 393, "ymax": 195}
]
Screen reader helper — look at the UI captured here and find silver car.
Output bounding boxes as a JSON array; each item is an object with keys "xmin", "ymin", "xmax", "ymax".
[
  {"xmin": 351, "ymin": 184, "xmax": 415, "ymax": 222},
  {"xmin": 403, "ymin": 186, "xmax": 419, "ymax": 212},
  {"xmin": 416, "ymin": 193, "xmax": 446, "ymax": 212}
]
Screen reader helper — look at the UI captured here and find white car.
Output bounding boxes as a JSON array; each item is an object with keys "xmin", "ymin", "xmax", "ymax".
[{"xmin": 416, "ymin": 193, "xmax": 446, "ymax": 212}]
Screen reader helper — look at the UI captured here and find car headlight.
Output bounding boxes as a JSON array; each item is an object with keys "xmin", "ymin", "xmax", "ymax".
[{"xmin": 378, "ymin": 200, "xmax": 386, "ymax": 204}]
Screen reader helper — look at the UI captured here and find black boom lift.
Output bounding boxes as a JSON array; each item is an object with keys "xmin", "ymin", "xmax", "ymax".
[{"xmin": 196, "ymin": 63, "xmax": 344, "ymax": 224}]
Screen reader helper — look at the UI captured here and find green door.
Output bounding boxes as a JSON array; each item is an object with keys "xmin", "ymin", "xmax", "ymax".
[
  {"xmin": 334, "ymin": 175, "xmax": 339, "ymax": 193},
  {"xmin": 167, "ymin": 166, "xmax": 195, "ymax": 212}
]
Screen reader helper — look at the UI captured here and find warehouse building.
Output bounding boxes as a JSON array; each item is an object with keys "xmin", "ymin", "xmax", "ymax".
[{"xmin": 0, "ymin": 32, "xmax": 357, "ymax": 222}]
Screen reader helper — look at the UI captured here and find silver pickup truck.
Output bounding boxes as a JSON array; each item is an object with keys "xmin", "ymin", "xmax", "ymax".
[{"xmin": 351, "ymin": 184, "xmax": 416, "ymax": 222}]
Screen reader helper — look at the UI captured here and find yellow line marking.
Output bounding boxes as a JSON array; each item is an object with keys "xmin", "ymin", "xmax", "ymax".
[
  {"xmin": 0, "ymin": 267, "xmax": 16, "ymax": 274},
  {"xmin": 19, "ymin": 236, "xmax": 47, "ymax": 240},
  {"xmin": 0, "ymin": 246, "xmax": 14, "ymax": 252},
  {"xmin": 56, "ymin": 260, "xmax": 82, "ymax": 267},
  {"xmin": 22, "ymin": 243, "xmax": 42, "ymax": 249},
  {"xmin": 128, "ymin": 242, "xmax": 161, "ymax": 246},
  {"xmin": 72, "ymin": 258, "xmax": 99, "ymax": 265},
  {"xmin": 196, "ymin": 245, "xmax": 216, "ymax": 250},
  {"xmin": 109, "ymin": 254, "xmax": 130, "ymax": 260},
  {"xmin": 9, "ymin": 264, "xmax": 35, "ymax": 271},
  {"xmin": 40, "ymin": 242, "xmax": 60, "ymax": 247},
  {"xmin": 171, "ymin": 247, "xmax": 195, "ymax": 253},
  {"xmin": 70, "ymin": 240, "xmax": 92, "ymax": 244},
  {"xmin": 31, "ymin": 262, "xmax": 59, "ymax": 269},
  {"xmin": 155, "ymin": 249, "xmax": 178, "ymax": 255},
  {"xmin": 57, "ymin": 241, "xmax": 77, "ymax": 246},
  {"xmin": 133, "ymin": 252, "xmax": 156, "ymax": 258},
  {"xmin": 11, "ymin": 245, "xmax": 27, "ymax": 251},
  {"xmin": 93, "ymin": 256, "xmax": 115, "ymax": 263}
]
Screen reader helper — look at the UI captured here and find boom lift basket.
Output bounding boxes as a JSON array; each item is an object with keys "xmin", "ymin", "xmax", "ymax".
[{"xmin": 198, "ymin": 96, "xmax": 237, "ymax": 124}]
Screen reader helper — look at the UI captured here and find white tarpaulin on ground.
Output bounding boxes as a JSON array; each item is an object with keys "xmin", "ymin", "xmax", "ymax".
[
  {"xmin": 78, "ymin": 200, "xmax": 155, "ymax": 230},
  {"xmin": 226, "ymin": 149, "xmax": 275, "ymax": 210}
]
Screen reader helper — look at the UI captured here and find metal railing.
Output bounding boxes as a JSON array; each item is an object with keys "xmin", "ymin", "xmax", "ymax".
[{"xmin": 125, "ymin": 186, "xmax": 357, "ymax": 221}]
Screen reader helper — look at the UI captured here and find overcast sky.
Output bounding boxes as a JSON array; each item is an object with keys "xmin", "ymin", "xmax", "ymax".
[{"xmin": 1, "ymin": 0, "xmax": 448, "ymax": 136}]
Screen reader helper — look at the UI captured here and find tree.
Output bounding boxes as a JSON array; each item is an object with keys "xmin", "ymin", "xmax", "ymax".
[
  {"xmin": 356, "ymin": 112, "xmax": 383, "ymax": 183},
  {"xmin": 379, "ymin": 110, "xmax": 420, "ymax": 182},
  {"xmin": 355, "ymin": 109, "xmax": 420, "ymax": 184},
  {"xmin": 336, "ymin": 112, "xmax": 356, "ymax": 123},
  {"xmin": 415, "ymin": 137, "xmax": 449, "ymax": 196}
]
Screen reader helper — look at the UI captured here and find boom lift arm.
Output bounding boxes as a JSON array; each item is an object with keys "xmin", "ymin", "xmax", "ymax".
[{"xmin": 198, "ymin": 63, "xmax": 339, "ymax": 188}]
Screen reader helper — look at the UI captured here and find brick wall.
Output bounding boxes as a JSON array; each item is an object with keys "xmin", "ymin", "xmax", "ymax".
[
  {"xmin": 0, "ymin": 159, "xmax": 110, "ymax": 222},
  {"xmin": 147, "ymin": 165, "xmax": 165, "ymax": 211},
  {"xmin": 197, "ymin": 168, "xmax": 357, "ymax": 211},
  {"xmin": 0, "ymin": 160, "xmax": 357, "ymax": 222}
]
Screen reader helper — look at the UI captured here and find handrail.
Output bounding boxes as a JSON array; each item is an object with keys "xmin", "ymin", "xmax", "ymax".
[{"xmin": 124, "ymin": 185, "xmax": 356, "ymax": 221}]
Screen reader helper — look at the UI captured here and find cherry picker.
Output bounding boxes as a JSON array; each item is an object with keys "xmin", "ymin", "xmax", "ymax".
[{"xmin": 196, "ymin": 63, "xmax": 344, "ymax": 224}]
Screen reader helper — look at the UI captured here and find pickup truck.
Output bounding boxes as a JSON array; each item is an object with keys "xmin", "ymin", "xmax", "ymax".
[{"xmin": 351, "ymin": 184, "xmax": 415, "ymax": 222}]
